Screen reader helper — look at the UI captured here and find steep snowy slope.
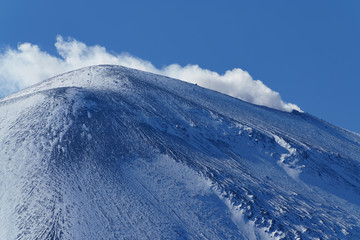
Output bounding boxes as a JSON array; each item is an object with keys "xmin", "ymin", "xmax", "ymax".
[{"xmin": 0, "ymin": 65, "xmax": 359, "ymax": 239}]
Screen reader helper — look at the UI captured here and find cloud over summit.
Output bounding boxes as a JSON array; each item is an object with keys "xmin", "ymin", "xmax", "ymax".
[{"xmin": 0, "ymin": 36, "xmax": 300, "ymax": 112}]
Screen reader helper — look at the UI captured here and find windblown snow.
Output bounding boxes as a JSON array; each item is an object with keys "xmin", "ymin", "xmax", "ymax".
[{"xmin": 0, "ymin": 65, "xmax": 359, "ymax": 239}]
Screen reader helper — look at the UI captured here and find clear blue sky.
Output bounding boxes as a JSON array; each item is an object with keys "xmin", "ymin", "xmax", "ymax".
[{"xmin": 1, "ymin": 0, "xmax": 359, "ymax": 133}]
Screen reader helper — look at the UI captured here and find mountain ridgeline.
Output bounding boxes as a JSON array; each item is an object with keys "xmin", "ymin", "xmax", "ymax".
[{"xmin": 0, "ymin": 65, "xmax": 359, "ymax": 239}]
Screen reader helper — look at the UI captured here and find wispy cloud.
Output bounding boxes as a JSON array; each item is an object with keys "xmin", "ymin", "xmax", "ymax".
[{"xmin": 0, "ymin": 36, "xmax": 300, "ymax": 112}]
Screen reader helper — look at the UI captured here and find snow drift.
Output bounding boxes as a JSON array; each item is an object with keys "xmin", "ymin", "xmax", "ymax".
[{"xmin": 0, "ymin": 36, "xmax": 300, "ymax": 112}]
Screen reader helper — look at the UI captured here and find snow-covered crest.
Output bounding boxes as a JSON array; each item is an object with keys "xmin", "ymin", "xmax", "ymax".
[{"xmin": 0, "ymin": 65, "xmax": 359, "ymax": 239}]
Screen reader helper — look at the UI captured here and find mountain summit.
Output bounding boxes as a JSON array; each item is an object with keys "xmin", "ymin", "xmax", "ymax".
[{"xmin": 0, "ymin": 65, "xmax": 359, "ymax": 239}]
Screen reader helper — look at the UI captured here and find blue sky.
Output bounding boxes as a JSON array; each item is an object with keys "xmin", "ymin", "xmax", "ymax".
[{"xmin": 0, "ymin": 0, "xmax": 359, "ymax": 133}]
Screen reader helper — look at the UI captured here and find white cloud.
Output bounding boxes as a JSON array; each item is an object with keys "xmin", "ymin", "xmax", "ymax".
[{"xmin": 0, "ymin": 35, "xmax": 301, "ymax": 112}]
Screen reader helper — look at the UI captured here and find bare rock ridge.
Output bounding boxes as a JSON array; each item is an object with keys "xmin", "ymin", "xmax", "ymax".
[{"xmin": 0, "ymin": 65, "xmax": 359, "ymax": 239}]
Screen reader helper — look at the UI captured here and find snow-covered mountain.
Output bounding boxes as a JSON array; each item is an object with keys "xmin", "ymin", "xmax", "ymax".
[{"xmin": 0, "ymin": 65, "xmax": 359, "ymax": 239}]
